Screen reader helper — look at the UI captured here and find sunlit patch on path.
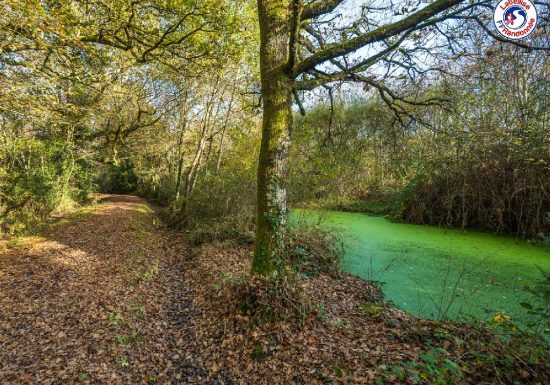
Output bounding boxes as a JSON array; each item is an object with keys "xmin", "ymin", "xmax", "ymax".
[{"xmin": 0, "ymin": 195, "xmax": 194, "ymax": 384}]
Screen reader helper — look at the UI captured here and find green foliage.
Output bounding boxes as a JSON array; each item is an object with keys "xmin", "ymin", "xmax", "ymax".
[
  {"xmin": 115, "ymin": 357, "xmax": 129, "ymax": 368},
  {"xmin": 184, "ymin": 159, "xmax": 256, "ymax": 226},
  {"xmin": 0, "ymin": 0, "xmax": 258, "ymax": 239},
  {"xmin": 289, "ymin": 97, "xmax": 397, "ymax": 205},
  {"xmin": 0, "ymin": 138, "xmax": 95, "ymax": 235},
  {"xmin": 446, "ymin": 276, "xmax": 550, "ymax": 385},
  {"xmin": 378, "ymin": 347, "xmax": 463, "ymax": 385},
  {"xmin": 519, "ymin": 268, "xmax": 550, "ymax": 335},
  {"xmin": 289, "ymin": 46, "xmax": 550, "ymax": 239},
  {"xmin": 108, "ymin": 312, "xmax": 121, "ymax": 327},
  {"xmin": 73, "ymin": 159, "xmax": 97, "ymax": 203},
  {"xmin": 159, "ymin": 123, "xmax": 260, "ymax": 244},
  {"xmin": 306, "ymin": 186, "xmax": 399, "ymax": 217},
  {"xmin": 101, "ymin": 161, "xmax": 139, "ymax": 194},
  {"xmin": 184, "ymin": 218, "xmax": 255, "ymax": 246},
  {"xmin": 115, "ymin": 334, "xmax": 130, "ymax": 345},
  {"xmin": 461, "ymin": 324, "xmax": 549, "ymax": 384},
  {"xmin": 361, "ymin": 303, "xmax": 382, "ymax": 316},
  {"xmin": 287, "ymin": 215, "xmax": 344, "ymax": 277},
  {"xmin": 251, "ymin": 344, "xmax": 266, "ymax": 361}
]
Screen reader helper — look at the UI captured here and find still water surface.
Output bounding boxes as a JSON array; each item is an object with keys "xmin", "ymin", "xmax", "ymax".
[{"xmin": 298, "ymin": 210, "xmax": 550, "ymax": 321}]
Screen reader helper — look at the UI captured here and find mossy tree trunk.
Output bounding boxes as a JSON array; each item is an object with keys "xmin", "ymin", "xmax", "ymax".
[
  {"xmin": 252, "ymin": 0, "xmax": 474, "ymax": 275},
  {"xmin": 253, "ymin": 0, "xmax": 293, "ymax": 275}
]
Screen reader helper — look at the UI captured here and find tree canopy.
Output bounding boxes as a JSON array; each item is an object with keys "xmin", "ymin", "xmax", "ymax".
[{"xmin": 1, "ymin": 0, "xmax": 549, "ymax": 268}]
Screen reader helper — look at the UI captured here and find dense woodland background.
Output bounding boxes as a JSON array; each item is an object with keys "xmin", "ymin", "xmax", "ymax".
[{"xmin": 1, "ymin": 1, "xmax": 548, "ymax": 243}]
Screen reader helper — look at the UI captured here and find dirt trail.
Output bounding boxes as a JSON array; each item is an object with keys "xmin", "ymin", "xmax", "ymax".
[{"xmin": 0, "ymin": 195, "xmax": 200, "ymax": 384}]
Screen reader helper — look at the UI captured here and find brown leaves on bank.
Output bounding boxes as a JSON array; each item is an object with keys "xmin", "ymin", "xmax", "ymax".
[
  {"xmin": 177, "ymin": 243, "xmax": 431, "ymax": 384},
  {"xmin": 175, "ymin": 243, "xmax": 549, "ymax": 384}
]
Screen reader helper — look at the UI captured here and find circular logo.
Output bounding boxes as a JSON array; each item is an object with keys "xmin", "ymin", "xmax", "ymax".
[{"xmin": 493, "ymin": 0, "xmax": 538, "ymax": 40}]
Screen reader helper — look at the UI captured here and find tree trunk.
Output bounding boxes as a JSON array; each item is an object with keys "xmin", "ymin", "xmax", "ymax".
[
  {"xmin": 184, "ymin": 86, "xmax": 217, "ymax": 199},
  {"xmin": 216, "ymin": 77, "xmax": 237, "ymax": 172},
  {"xmin": 253, "ymin": 0, "xmax": 293, "ymax": 275},
  {"xmin": 203, "ymin": 135, "xmax": 213, "ymax": 175},
  {"xmin": 174, "ymin": 92, "xmax": 190, "ymax": 204},
  {"xmin": 174, "ymin": 116, "xmax": 187, "ymax": 204},
  {"xmin": 184, "ymin": 120, "xmax": 207, "ymax": 198}
]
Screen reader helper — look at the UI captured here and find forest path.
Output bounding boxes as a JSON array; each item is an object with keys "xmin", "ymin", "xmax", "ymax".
[{"xmin": 0, "ymin": 195, "xmax": 200, "ymax": 384}]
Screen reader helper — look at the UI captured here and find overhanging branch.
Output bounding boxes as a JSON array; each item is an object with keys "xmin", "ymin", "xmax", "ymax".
[{"xmin": 293, "ymin": 0, "xmax": 464, "ymax": 76}]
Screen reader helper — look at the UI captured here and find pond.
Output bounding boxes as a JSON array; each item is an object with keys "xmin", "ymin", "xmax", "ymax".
[{"xmin": 296, "ymin": 210, "xmax": 550, "ymax": 322}]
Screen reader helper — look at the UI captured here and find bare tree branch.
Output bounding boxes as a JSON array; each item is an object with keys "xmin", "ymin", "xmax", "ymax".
[
  {"xmin": 293, "ymin": 0, "xmax": 464, "ymax": 76},
  {"xmin": 301, "ymin": 0, "xmax": 345, "ymax": 21}
]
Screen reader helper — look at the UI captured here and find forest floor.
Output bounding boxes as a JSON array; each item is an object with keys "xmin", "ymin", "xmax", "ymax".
[{"xmin": 0, "ymin": 195, "xmax": 547, "ymax": 384}]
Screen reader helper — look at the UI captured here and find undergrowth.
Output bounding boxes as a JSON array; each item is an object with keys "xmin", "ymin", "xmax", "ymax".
[
  {"xmin": 378, "ymin": 347, "xmax": 463, "ymax": 385},
  {"xmin": 184, "ymin": 215, "xmax": 255, "ymax": 246},
  {"xmin": 287, "ymin": 215, "xmax": 344, "ymax": 278},
  {"xmin": 234, "ymin": 273, "xmax": 314, "ymax": 326},
  {"xmin": 227, "ymin": 216, "xmax": 346, "ymax": 326}
]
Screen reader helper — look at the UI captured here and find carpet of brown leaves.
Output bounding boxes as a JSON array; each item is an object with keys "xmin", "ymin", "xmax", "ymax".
[
  {"xmin": 178, "ymin": 242, "xmax": 440, "ymax": 384},
  {"xmin": 1, "ymin": 195, "xmax": 548, "ymax": 384},
  {"xmin": 0, "ymin": 195, "xmax": 194, "ymax": 384}
]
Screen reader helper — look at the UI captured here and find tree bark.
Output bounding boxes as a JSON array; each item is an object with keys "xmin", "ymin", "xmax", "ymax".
[
  {"xmin": 253, "ymin": 0, "xmax": 293, "ymax": 275},
  {"xmin": 174, "ymin": 114, "xmax": 188, "ymax": 204},
  {"xmin": 184, "ymin": 81, "xmax": 218, "ymax": 199},
  {"xmin": 216, "ymin": 77, "xmax": 237, "ymax": 172}
]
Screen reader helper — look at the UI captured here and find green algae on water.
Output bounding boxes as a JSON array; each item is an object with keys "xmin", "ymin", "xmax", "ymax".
[{"xmin": 295, "ymin": 209, "xmax": 550, "ymax": 322}]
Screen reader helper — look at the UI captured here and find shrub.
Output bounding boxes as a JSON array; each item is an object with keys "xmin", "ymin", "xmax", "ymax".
[
  {"xmin": 286, "ymin": 215, "xmax": 345, "ymax": 277},
  {"xmin": 378, "ymin": 347, "xmax": 463, "ymax": 385},
  {"xmin": 519, "ymin": 267, "xmax": 550, "ymax": 336},
  {"xmin": 185, "ymin": 216, "xmax": 255, "ymax": 246},
  {"xmin": 0, "ymin": 138, "xmax": 95, "ymax": 235},
  {"xmin": 395, "ymin": 157, "xmax": 550, "ymax": 238},
  {"xmin": 100, "ymin": 160, "xmax": 139, "ymax": 194},
  {"xmin": 234, "ymin": 273, "xmax": 314, "ymax": 325}
]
